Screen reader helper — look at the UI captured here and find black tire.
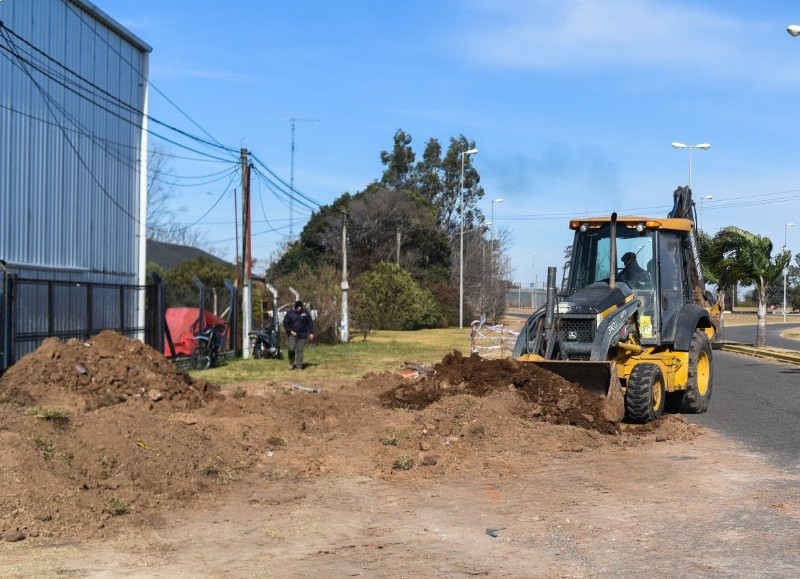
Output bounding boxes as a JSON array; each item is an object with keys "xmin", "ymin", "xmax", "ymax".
[
  {"xmin": 625, "ymin": 363, "xmax": 666, "ymax": 423},
  {"xmin": 679, "ymin": 330, "xmax": 713, "ymax": 413},
  {"xmin": 189, "ymin": 346, "xmax": 204, "ymax": 370},
  {"xmin": 190, "ymin": 345, "xmax": 212, "ymax": 370},
  {"xmin": 252, "ymin": 341, "xmax": 267, "ymax": 359}
]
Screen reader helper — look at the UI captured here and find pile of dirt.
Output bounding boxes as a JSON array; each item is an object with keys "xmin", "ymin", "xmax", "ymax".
[
  {"xmin": 0, "ymin": 335, "xmax": 704, "ymax": 543},
  {"xmin": 380, "ymin": 350, "xmax": 620, "ymax": 434},
  {"xmin": 0, "ymin": 331, "xmax": 220, "ymax": 411}
]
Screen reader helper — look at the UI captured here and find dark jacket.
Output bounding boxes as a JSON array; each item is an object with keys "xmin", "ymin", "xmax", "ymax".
[
  {"xmin": 618, "ymin": 260, "xmax": 650, "ymax": 286},
  {"xmin": 283, "ymin": 308, "xmax": 315, "ymax": 339}
]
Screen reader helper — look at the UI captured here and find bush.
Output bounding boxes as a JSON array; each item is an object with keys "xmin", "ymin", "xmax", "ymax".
[{"xmin": 352, "ymin": 262, "xmax": 442, "ymax": 330}]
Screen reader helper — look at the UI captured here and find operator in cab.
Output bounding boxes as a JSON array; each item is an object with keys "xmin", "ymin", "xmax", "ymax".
[{"xmin": 618, "ymin": 251, "xmax": 649, "ymax": 286}]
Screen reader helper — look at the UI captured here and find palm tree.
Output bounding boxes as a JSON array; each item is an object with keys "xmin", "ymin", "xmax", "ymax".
[{"xmin": 708, "ymin": 227, "xmax": 791, "ymax": 347}]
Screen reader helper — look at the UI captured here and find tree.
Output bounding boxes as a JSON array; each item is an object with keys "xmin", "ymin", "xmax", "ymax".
[
  {"xmin": 380, "ymin": 129, "xmax": 416, "ymax": 190},
  {"xmin": 434, "ymin": 135, "xmax": 485, "ymax": 236},
  {"xmin": 146, "ymin": 144, "xmax": 209, "ymax": 248},
  {"xmin": 789, "ymin": 253, "xmax": 800, "ymax": 311},
  {"xmin": 268, "ymin": 186, "xmax": 451, "ymax": 288},
  {"xmin": 707, "ymin": 227, "xmax": 791, "ymax": 347},
  {"xmin": 163, "ymin": 257, "xmax": 236, "ymax": 289},
  {"xmin": 415, "ymin": 138, "xmax": 444, "ymax": 205},
  {"xmin": 267, "ymin": 129, "xmax": 501, "ymax": 328}
]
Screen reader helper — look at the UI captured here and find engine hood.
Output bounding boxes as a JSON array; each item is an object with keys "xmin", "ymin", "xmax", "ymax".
[{"xmin": 559, "ymin": 282, "xmax": 633, "ymax": 315}]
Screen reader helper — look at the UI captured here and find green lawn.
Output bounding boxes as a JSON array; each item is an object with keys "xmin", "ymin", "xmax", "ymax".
[{"xmin": 193, "ymin": 328, "xmax": 475, "ymax": 385}]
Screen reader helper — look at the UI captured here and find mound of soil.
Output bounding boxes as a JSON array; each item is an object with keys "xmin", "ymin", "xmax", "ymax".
[
  {"xmin": 0, "ymin": 331, "xmax": 220, "ymax": 411},
  {"xmin": 0, "ymin": 336, "xmax": 703, "ymax": 543},
  {"xmin": 380, "ymin": 350, "xmax": 620, "ymax": 434}
]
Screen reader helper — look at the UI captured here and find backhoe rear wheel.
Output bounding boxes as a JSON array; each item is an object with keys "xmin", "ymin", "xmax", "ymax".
[
  {"xmin": 625, "ymin": 363, "xmax": 665, "ymax": 423},
  {"xmin": 679, "ymin": 330, "xmax": 713, "ymax": 413}
]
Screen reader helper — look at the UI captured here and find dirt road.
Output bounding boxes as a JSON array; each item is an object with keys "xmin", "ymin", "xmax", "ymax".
[{"xmin": 1, "ymin": 334, "xmax": 799, "ymax": 577}]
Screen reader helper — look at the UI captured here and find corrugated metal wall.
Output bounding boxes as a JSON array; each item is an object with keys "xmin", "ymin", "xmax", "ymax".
[
  {"xmin": 0, "ymin": 0, "xmax": 152, "ymax": 365},
  {"xmin": 0, "ymin": 0, "xmax": 150, "ymax": 284}
]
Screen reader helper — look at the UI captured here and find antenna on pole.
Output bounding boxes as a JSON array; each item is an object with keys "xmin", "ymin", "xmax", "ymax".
[{"xmin": 268, "ymin": 117, "xmax": 320, "ymax": 240}]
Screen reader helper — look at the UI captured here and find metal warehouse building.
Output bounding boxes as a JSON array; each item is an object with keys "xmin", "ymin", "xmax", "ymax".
[{"xmin": 0, "ymin": 0, "xmax": 151, "ymax": 369}]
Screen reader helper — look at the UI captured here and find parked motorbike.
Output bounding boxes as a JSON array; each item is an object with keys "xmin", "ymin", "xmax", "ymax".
[
  {"xmin": 248, "ymin": 323, "xmax": 282, "ymax": 359},
  {"xmin": 190, "ymin": 323, "xmax": 225, "ymax": 370}
]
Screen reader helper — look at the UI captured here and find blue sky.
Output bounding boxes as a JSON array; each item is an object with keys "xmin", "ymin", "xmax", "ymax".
[{"xmin": 105, "ymin": 0, "xmax": 800, "ymax": 288}]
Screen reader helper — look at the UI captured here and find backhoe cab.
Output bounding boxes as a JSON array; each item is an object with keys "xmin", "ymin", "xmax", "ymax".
[{"xmin": 513, "ymin": 186, "xmax": 719, "ymax": 423}]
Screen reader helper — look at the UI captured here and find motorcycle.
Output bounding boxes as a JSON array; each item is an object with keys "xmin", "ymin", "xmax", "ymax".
[
  {"xmin": 248, "ymin": 323, "xmax": 282, "ymax": 359},
  {"xmin": 190, "ymin": 323, "xmax": 225, "ymax": 370}
]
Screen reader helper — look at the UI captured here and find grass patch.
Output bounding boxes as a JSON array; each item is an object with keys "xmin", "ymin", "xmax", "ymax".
[
  {"xmin": 26, "ymin": 406, "xmax": 70, "ymax": 426},
  {"xmin": 32, "ymin": 437, "xmax": 56, "ymax": 460},
  {"xmin": 103, "ymin": 497, "xmax": 129, "ymax": 517},
  {"xmin": 392, "ymin": 455, "xmax": 415, "ymax": 470},
  {"xmin": 382, "ymin": 430, "xmax": 414, "ymax": 446},
  {"xmin": 190, "ymin": 327, "xmax": 475, "ymax": 385}
]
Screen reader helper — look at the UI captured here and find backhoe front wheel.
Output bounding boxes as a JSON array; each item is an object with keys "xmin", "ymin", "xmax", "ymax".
[
  {"xmin": 679, "ymin": 330, "xmax": 713, "ymax": 413},
  {"xmin": 625, "ymin": 363, "xmax": 665, "ymax": 423}
]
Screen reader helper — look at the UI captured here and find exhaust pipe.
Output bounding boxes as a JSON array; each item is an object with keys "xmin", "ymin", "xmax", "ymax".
[
  {"xmin": 609, "ymin": 212, "xmax": 618, "ymax": 288},
  {"xmin": 543, "ymin": 266, "xmax": 558, "ymax": 359}
]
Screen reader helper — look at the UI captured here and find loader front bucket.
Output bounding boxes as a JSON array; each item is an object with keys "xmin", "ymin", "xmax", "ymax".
[{"xmin": 517, "ymin": 358, "xmax": 625, "ymax": 422}]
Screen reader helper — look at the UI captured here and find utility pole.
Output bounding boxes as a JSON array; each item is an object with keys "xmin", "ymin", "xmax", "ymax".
[
  {"xmin": 341, "ymin": 212, "xmax": 349, "ymax": 343},
  {"xmin": 396, "ymin": 227, "xmax": 401, "ymax": 266},
  {"xmin": 241, "ymin": 148, "xmax": 253, "ymax": 359}
]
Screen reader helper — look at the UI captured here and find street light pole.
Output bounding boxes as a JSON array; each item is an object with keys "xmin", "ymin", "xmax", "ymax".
[
  {"xmin": 784, "ymin": 223, "xmax": 794, "ymax": 322},
  {"xmin": 459, "ymin": 148, "xmax": 478, "ymax": 329},
  {"xmin": 671, "ymin": 142, "xmax": 711, "ymax": 190}
]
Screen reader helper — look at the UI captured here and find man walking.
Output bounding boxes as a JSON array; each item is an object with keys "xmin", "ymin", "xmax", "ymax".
[{"xmin": 283, "ymin": 300, "xmax": 315, "ymax": 370}]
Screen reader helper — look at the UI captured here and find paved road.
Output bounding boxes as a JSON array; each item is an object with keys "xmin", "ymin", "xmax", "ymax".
[
  {"xmin": 688, "ymin": 350, "xmax": 800, "ymax": 469},
  {"xmin": 719, "ymin": 321, "xmax": 800, "ymax": 349}
]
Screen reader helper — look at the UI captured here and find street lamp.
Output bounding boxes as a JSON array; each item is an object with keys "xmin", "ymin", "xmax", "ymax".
[
  {"xmin": 784, "ymin": 222, "xmax": 794, "ymax": 322},
  {"xmin": 788, "ymin": 25, "xmax": 800, "ymax": 37},
  {"xmin": 459, "ymin": 148, "xmax": 478, "ymax": 329},
  {"xmin": 671, "ymin": 142, "xmax": 711, "ymax": 190},
  {"xmin": 699, "ymin": 195, "xmax": 713, "ymax": 231}
]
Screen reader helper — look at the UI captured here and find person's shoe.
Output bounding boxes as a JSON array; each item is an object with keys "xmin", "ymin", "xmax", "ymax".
[{"xmin": 288, "ymin": 363, "xmax": 295, "ymax": 370}]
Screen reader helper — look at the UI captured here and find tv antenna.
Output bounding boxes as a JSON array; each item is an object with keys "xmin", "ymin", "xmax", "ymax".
[{"xmin": 268, "ymin": 117, "xmax": 320, "ymax": 239}]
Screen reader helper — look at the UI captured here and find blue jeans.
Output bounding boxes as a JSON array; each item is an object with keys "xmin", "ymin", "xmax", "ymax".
[{"xmin": 287, "ymin": 335, "xmax": 308, "ymax": 369}]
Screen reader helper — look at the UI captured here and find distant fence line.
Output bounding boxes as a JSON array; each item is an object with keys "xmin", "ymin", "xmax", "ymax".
[{"xmin": 505, "ymin": 287, "xmax": 547, "ymax": 310}]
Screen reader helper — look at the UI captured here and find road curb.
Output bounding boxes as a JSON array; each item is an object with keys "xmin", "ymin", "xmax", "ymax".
[{"xmin": 715, "ymin": 343, "xmax": 800, "ymax": 365}]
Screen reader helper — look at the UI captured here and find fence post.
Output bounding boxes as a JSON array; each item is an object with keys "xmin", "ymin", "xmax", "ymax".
[
  {"xmin": 0, "ymin": 263, "xmax": 14, "ymax": 372},
  {"xmin": 224, "ymin": 279, "xmax": 237, "ymax": 354},
  {"xmin": 193, "ymin": 276, "xmax": 206, "ymax": 332}
]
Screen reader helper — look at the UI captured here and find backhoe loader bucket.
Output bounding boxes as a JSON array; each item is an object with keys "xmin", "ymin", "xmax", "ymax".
[{"xmin": 517, "ymin": 357, "xmax": 625, "ymax": 422}]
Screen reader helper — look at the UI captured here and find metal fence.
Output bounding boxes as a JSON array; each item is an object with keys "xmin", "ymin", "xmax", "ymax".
[
  {"xmin": 1, "ymin": 275, "xmax": 144, "ymax": 371},
  {"xmin": 0, "ymin": 270, "xmax": 238, "ymax": 373}
]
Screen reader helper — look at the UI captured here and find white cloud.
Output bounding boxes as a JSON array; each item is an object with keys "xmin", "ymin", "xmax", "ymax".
[{"xmin": 456, "ymin": 0, "xmax": 776, "ymax": 78}]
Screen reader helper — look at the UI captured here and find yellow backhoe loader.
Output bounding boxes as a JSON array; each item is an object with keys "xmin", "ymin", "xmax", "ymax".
[{"xmin": 513, "ymin": 186, "xmax": 720, "ymax": 423}]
